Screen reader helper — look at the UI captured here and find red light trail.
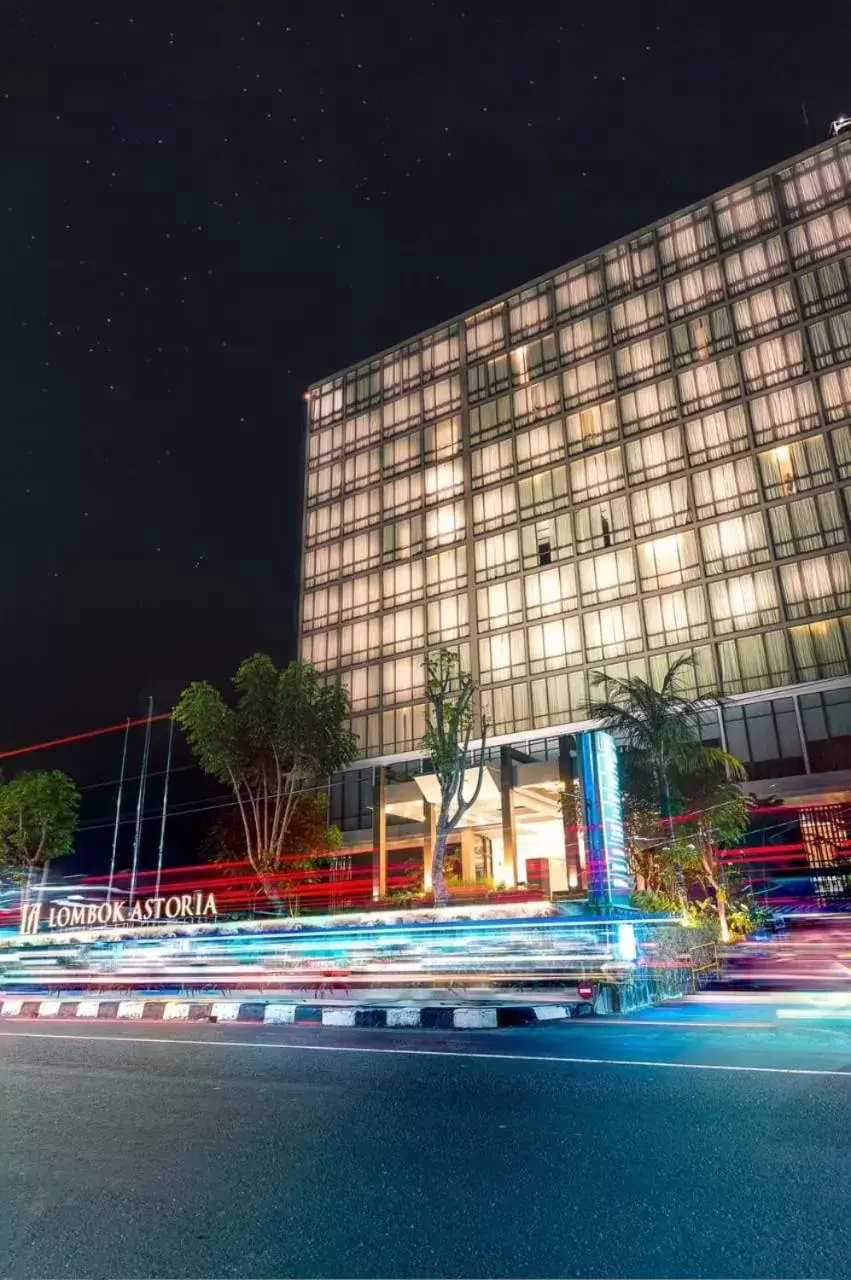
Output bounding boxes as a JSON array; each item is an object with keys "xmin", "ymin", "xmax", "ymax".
[{"xmin": 0, "ymin": 713, "xmax": 172, "ymax": 761}]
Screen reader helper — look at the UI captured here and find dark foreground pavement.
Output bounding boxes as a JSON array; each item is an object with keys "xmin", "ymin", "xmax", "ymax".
[{"xmin": 1, "ymin": 1014, "xmax": 850, "ymax": 1279}]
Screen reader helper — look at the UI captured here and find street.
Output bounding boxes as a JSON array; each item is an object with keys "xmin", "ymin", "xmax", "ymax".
[{"xmin": 1, "ymin": 1013, "xmax": 850, "ymax": 1279}]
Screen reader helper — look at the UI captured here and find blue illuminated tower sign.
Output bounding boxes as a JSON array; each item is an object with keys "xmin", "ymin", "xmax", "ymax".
[{"xmin": 577, "ymin": 730, "xmax": 632, "ymax": 907}]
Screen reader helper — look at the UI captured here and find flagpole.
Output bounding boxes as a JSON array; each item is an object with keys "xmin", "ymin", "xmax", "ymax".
[
  {"xmin": 129, "ymin": 697, "xmax": 154, "ymax": 905},
  {"xmin": 107, "ymin": 718, "xmax": 130, "ymax": 903},
  {"xmin": 154, "ymin": 715, "xmax": 174, "ymax": 900}
]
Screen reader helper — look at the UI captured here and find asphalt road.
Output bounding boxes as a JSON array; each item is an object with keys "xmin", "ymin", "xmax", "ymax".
[{"xmin": 1, "ymin": 1014, "xmax": 850, "ymax": 1279}]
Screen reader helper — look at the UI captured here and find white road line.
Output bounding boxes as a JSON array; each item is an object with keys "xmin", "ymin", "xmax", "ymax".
[{"xmin": 0, "ymin": 1029, "xmax": 850, "ymax": 1077}]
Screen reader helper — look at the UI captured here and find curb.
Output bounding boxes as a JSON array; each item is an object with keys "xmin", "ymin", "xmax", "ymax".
[{"xmin": 0, "ymin": 997, "xmax": 579, "ymax": 1030}]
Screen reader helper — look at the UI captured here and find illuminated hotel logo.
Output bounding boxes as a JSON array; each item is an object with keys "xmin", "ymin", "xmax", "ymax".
[
  {"xmin": 20, "ymin": 903, "xmax": 42, "ymax": 937},
  {"xmin": 32, "ymin": 892, "xmax": 219, "ymax": 933}
]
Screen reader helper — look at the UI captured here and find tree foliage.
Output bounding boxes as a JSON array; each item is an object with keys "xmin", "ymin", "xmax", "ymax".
[
  {"xmin": 176, "ymin": 655, "xmax": 357, "ymax": 903},
  {"xmin": 421, "ymin": 649, "xmax": 488, "ymax": 904},
  {"xmin": 0, "ymin": 770, "xmax": 80, "ymax": 888}
]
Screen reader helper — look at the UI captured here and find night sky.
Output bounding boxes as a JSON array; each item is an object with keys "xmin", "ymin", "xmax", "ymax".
[{"xmin": 1, "ymin": 2, "xmax": 849, "ymax": 862}]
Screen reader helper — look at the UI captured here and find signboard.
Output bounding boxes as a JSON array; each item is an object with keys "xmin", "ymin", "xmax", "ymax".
[
  {"xmin": 19, "ymin": 892, "xmax": 218, "ymax": 937},
  {"xmin": 577, "ymin": 730, "xmax": 632, "ymax": 907}
]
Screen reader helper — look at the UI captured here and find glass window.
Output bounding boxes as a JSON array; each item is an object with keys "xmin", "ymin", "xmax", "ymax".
[
  {"xmin": 527, "ymin": 617, "xmax": 583, "ymax": 673},
  {"xmin": 514, "ymin": 374, "xmax": 561, "ymax": 426},
  {"xmin": 382, "ymin": 560, "xmax": 424, "ymax": 608},
  {"xmin": 509, "ymin": 282, "xmax": 551, "ymax": 339},
  {"xmin": 724, "ymin": 236, "xmax": 787, "ymax": 295},
  {"xmin": 732, "ymin": 283, "xmax": 797, "ymax": 343},
  {"xmin": 306, "ymin": 503, "xmax": 341, "ymax": 547},
  {"xmin": 423, "ymin": 376, "xmax": 460, "ymax": 421},
  {"xmin": 769, "ymin": 492, "xmax": 846, "ymax": 558},
  {"xmin": 342, "ymin": 488, "xmax": 381, "ymax": 533},
  {"xmin": 620, "ymin": 378, "xmax": 678, "ymax": 435},
  {"xmin": 424, "ymin": 415, "xmax": 461, "ymax": 462},
  {"xmin": 665, "ymin": 262, "xmax": 724, "ymax": 319},
  {"xmin": 604, "ymin": 233, "xmax": 657, "ymax": 298},
  {"xmin": 671, "ymin": 306, "xmax": 733, "ymax": 367},
  {"xmin": 427, "ymin": 593, "xmax": 469, "ymax": 645},
  {"xmin": 470, "ymin": 393, "xmax": 512, "ymax": 445},
  {"xmin": 750, "ymin": 381, "xmax": 821, "ymax": 445},
  {"xmin": 383, "ymin": 345, "xmax": 421, "ymax": 398},
  {"xmin": 701, "ymin": 512, "xmax": 770, "ymax": 575},
  {"xmin": 584, "ymin": 602, "xmax": 643, "ymax": 663},
  {"xmin": 777, "ymin": 144, "xmax": 851, "ymax": 220},
  {"xmin": 349, "ymin": 717, "xmax": 380, "ymax": 763},
  {"xmin": 798, "ymin": 256, "xmax": 851, "ymax": 318},
  {"xmin": 578, "ymin": 547, "xmax": 637, "ymax": 607},
  {"xmin": 531, "ymin": 671, "xmax": 587, "ymax": 727},
  {"xmin": 424, "ymin": 459, "xmax": 463, "ymax": 505},
  {"xmin": 313, "ymin": 377, "xmax": 345, "ymax": 423},
  {"xmin": 677, "ymin": 355, "xmax": 740, "ymax": 414},
  {"xmin": 658, "ymin": 206, "xmax": 716, "ymax": 274},
  {"xmin": 685, "ymin": 404, "xmax": 750, "ymax": 466},
  {"xmin": 340, "ymin": 571, "xmax": 380, "ymax": 620},
  {"xmin": 518, "ymin": 465, "xmax": 568, "ymax": 518},
  {"xmin": 425, "ymin": 500, "xmax": 464, "ymax": 549},
  {"xmin": 477, "ymin": 579, "xmax": 523, "ymax": 632},
  {"xmin": 479, "ymin": 631, "xmax": 527, "ymax": 683},
  {"xmin": 625, "ymin": 426, "xmax": 685, "ymax": 485},
  {"xmin": 382, "ymin": 704, "xmax": 427, "ymax": 756},
  {"xmin": 615, "ymin": 332, "xmax": 671, "ymax": 387},
  {"xmin": 475, "ymin": 530, "xmax": 520, "ymax": 581},
  {"xmin": 562, "ymin": 355, "xmax": 614, "ymax": 409},
  {"xmin": 422, "ymin": 326, "xmax": 460, "ymax": 379},
  {"xmin": 610, "ymin": 289, "xmax": 664, "ymax": 342},
  {"xmin": 308, "ymin": 421, "xmax": 344, "ymax": 467},
  {"xmin": 472, "ymin": 481, "xmax": 517, "ymax": 535},
  {"xmin": 759, "ymin": 437, "xmax": 832, "ymax": 500},
  {"xmin": 554, "ymin": 258, "xmax": 604, "ymax": 317},
  {"xmin": 708, "ymin": 569, "xmax": 781, "ymax": 634},
  {"xmin": 515, "ymin": 419, "xmax": 565, "ymax": 473},
  {"xmin": 788, "ymin": 207, "xmax": 851, "ymax": 268},
  {"xmin": 521, "ymin": 515, "xmax": 573, "ymax": 570},
  {"xmin": 343, "ymin": 409, "xmax": 381, "ymax": 453},
  {"xmin": 383, "ymin": 390, "xmax": 422, "ymax": 435},
  {"xmin": 307, "ymin": 461, "xmax": 343, "ymax": 506},
  {"xmin": 789, "ymin": 618, "xmax": 851, "ymax": 681},
  {"xmin": 643, "ymin": 587, "xmax": 708, "ymax": 648},
  {"xmin": 426, "ymin": 546, "xmax": 466, "ymax": 596},
  {"xmin": 780, "ymin": 551, "xmax": 851, "ymax": 619},
  {"xmin": 650, "ymin": 647, "xmax": 716, "ymax": 697},
  {"xmin": 466, "ymin": 305, "xmax": 505, "ymax": 359},
  {"xmin": 559, "ymin": 312, "xmax": 608, "ymax": 362},
  {"xmin": 481, "ymin": 683, "xmax": 531, "ymax": 735},
  {"xmin": 740, "ymin": 333, "xmax": 805, "ymax": 393},
  {"xmin": 575, "ymin": 495, "xmax": 632, "ymax": 552},
  {"xmin": 821, "ymin": 366, "xmax": 851, "ymax": 424},
  {"xmin": 340, "ymin": 618, "xmax": 381, "ymax": 665},
  {"xmin": 565, "ymin": 398, "xmax": 619, "ymax": 455},
  {"xmin": 524, "ymin": 562, "xmax": 578, "ymax": 619},
  {"xmin": 723, "ymin": 699, "xmax": 804, "ymax": 779},
  {"xmin": 346, "ymin": 363, "xmax": 382, "ymax": 413},
  {"xmin": 381, "ymin": 605, "xmax": 425, "ymax": 655},
  {"xmin": 510, "ymin": 335, "xmax": 558, "ymax": 384},
  {"xmin": 382, "ymin": 433, "xmax": 421, "ymax": 477},
  {"xmin": 835, "ymin": 426, "xmax": 851, "ymax": 478},
  {"xmin": 809, "ymin": 310, "xmax": 851, "ymax": 370},
  {"xmin": 343, "ymin": 448, "xmax": 380, "ymax": 492},
  {"xmin": 303, "ymin": 542, "xmax": 341, "ymax": 587},
  {"xmin": 342, "ymin": 531, "xmax": 381, "ymax": 576},
  {"xmin": 570, "ymin": 447, "xmax": 624, "ymax": 502},
  {"xmin": 631, "ymin": 478, "xmax": 690, "ymax": 538},
  {"xmin": 382, "ymin": 473, "xmax": 423, "ymax": 519},
  {"xmin": 717, "ymin": 630, "xmax": 791, "ymax": 694},
  {"xmin": 799, "ymin": 688, "xmax": 851, "ymax": 772},
  {"xmin": 302, "ymin": 585, "xmax": 340, "ymax": 632},
  {"xmin": 301, "ymin": 628, "xmax": 339, "ymax": 672},
  {"xmin": 468, "ymin": 354, "xmax": 510, "ymax": 403},
  {"xmin": 692, "ymin": 457, "xmax": 759, "ymax": 519},
  {"xmin": 637, "ymin": 531, "xmax": 700, "ymax": 592},
  {"xmin": 714, "ymin": 178, "xmax": 777, "ymax": 247}
]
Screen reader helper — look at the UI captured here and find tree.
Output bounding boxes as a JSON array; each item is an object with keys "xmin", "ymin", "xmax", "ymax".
[
  {"xmin": 175, "ymin": 655, "xmax": 357, "ymax": 906},
  {"xmin": 200, "ymin": 792, "xmax": 342, "ymax": 915},
  {"xmin": 421, "ymin": 649, "xmax": 488, "ymax": 905},
  {"xmin": 0, "ymin": 771, "xmax": 80, "ymax": 905},
  {"xmin": 588, "ymin": 655, "xmax": 748, "ymax": 940}
]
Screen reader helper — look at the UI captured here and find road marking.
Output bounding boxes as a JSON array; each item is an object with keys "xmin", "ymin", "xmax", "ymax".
[{"xmin": 1, "ymin": 1028, "xmax": 850, "ymax": 1077}]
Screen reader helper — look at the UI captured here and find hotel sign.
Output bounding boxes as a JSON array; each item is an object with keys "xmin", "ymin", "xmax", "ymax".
[{"xmin": 20, "ymin": 892, "xmax": 218, "ymax": 936}]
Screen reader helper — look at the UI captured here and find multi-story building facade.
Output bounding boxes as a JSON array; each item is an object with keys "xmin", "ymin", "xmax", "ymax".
[{"xmin": 300, "ymin": 133, "xmax": 851, "ymax": 898}]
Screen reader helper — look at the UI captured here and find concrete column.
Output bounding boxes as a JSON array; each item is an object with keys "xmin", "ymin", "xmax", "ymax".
[
  {"xmin": 422, "ymin": 800, "xmax": 437, "ymax": 891},
  {"xmin": 371, "ymin": 766, "xmax": 387, "ymax": 901},
  {"xmin": 559, "ymin": 735, "xmax": 584, "ymax": 892},
  {"xmin": 460, "ymin": 828, "xmax": 477, "ymax": 884},
  {"xmin": 499, "ymin": 746, "xmax": 517, "ymax": 887}
]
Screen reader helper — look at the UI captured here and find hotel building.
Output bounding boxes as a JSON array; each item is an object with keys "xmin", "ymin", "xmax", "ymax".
[{"xmin": 300, "ymin": 132, "xmax": 851, "ymax": 898}]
